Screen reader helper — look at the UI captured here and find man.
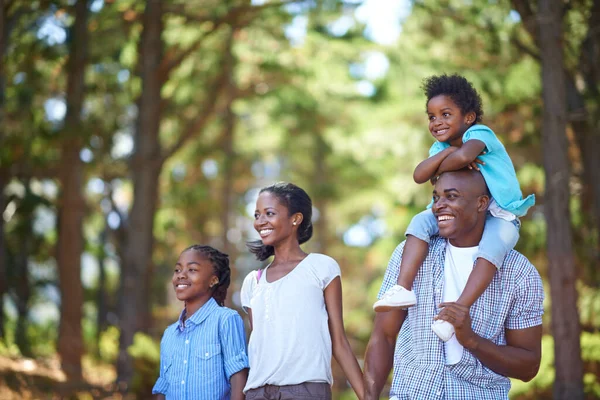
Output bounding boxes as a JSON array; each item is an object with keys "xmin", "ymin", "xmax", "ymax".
[{"xmin": 364, "ymin": 169, "xmax": 544, "ymax": 399}]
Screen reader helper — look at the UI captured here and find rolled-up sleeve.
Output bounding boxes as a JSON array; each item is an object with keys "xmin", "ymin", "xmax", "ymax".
[
  {"xmin": 220, "ymin": 312, "xmax": 249, "ymax": 380},
  {"xmin": 152, "ymin": 343, "xmax": 170, "ymax": 395},
  {"xmin": 506, "ymin": 263, "xmax": 545, "ymax": 330}
]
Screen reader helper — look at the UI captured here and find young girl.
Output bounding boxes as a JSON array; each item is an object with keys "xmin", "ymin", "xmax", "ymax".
[
  {"xmin": 373, "ymin": 74, "xmax": 535, "ymax": 342},
  {"xmin": 240, "ymin": 182, "xmax": 364, "ymax": 400},
  {"xmin": 153, "ymin": 245, "xmax": 249, "ymax": 400}
]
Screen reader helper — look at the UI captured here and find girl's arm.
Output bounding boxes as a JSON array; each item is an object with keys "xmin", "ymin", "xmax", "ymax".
[
  {"xmin": 414, "ymin": 146, "xmax": 458, "ymax": 184},
  {"xmin": 230, "ymin": 369, "xmax": 249, "ymax": 400},
  {"xmin": 155, "ymin": 395, "xmax": 165, "ymax": 400},
  {"xmin": 435, "ymin": 139, "xmax": 486, "ymax": 175},
  {"xmin": 325, "ymin": 277, "xmax": 365, "ymax": 400}
]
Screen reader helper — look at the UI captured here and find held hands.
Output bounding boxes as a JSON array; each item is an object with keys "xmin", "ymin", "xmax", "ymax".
[{"xmin": 435, "ymin": 302, "xmax": 479, "ymax": 350}]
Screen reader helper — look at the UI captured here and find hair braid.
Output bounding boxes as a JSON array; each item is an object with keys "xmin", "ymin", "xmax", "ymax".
[{"xmin": 184, "ymin": 244, "xmax": 231, "ymax": 306}]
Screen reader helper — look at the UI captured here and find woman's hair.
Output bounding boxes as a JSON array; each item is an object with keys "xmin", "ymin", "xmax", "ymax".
[
  {"xmin": 422, "ymin": 74, "xmax": 484, "ymax": 124},
  {"xmin": 183, "ymin": 245, "xmax": 230, "ymax": 306},
  {"xmin": 247, "ymin": 182, "xmax": 313, "ymax": 261}
]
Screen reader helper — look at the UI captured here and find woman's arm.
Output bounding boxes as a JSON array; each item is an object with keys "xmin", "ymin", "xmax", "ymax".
[
  {"xmin": 414, "ymin": 146, "xmax": 458, "ymax": 184},
  {"xmin": 230, "ymin": 369, "xmax": 249, "ymax": 400},
  {"xmin": 324, "ymin": 277, "xmax": 365, "ymax": 400},
  {"xmin": 435, "ymin": 139, "xmax": 486, "ymax": 175}
]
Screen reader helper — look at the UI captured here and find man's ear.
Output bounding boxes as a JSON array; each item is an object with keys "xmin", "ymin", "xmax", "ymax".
[{"xmin": 477, "ymin": 194, "xmax": 490, "ymax": 213}]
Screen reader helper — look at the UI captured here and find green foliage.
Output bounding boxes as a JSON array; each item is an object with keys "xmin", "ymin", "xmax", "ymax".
[
  {"xmin": 98, "ymin": 326, "xmax": 120, "ymax": 364},
  {"xmin": 128, "ymin": 332, "xmax": 161, "ymax": 397},
  {"xmin": 510, "ymin": 333, "xmax": 600, "ymax": 399}
]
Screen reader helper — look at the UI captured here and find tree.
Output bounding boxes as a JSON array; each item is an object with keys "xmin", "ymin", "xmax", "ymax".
[
  {"xmin": 537, "ymin": 0, "xmax": 584, "ymax": 397},
  {"xmin": 56, "ymin": 0, "xmax": 89, "ymax": 381}
]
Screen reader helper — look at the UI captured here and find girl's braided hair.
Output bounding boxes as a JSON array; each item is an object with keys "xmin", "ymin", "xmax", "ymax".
[{"xmin": 183, "ymin": 245, "xmax": 230, "ymax": 306}]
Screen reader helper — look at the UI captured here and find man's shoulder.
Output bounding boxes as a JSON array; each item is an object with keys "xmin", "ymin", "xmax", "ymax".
[{"xmin": 502, "ymin": 249, "xmax": 542, "ymax": 282}]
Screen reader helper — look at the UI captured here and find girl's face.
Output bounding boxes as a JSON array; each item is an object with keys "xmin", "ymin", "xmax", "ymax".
[
  {"xmin": 427, "ymin": 95, "xmax": 475, "ymax": 147},
  {"xmin": 254, "ymin": 191, "xmax": 298, "ymax": 247},
  {"xmin": 172, "ymin": 250, "xmax": 217, "ymax": 306}
]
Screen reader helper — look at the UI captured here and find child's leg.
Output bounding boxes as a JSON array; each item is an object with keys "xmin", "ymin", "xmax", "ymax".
[
  {"xmin": 457, "ymin": 215, "xmax": 519, "ymax": 306},
  {"xmin": 432, "ymin": 215, "xmax": 519, "ymax": 341},
  {"xmin": 397, "ymin": 209, "xmax": 439, "ymax": 289},
  {"xmin": 374, "ymin": 210, "xmax": 438, "ymax": 312}
]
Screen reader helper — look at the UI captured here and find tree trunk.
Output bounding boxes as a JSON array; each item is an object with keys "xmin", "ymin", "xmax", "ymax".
[
  {"xmin": 95, "ymin": 227, "xmax": 108, "ymax": 358},
  {"xmin": 56, "ymin": 0, "xmax": 88, "ymax": 382},
  {"xmin": 538, "ymin": 0, "xmax": 584, "ymax": 398},
  {"xmin": 0, "ymin": 0, "xmax": 7, "ymax": 340},
  {"xmin": 220, "ymin": 29, "xmax": 236, "ymax": 300},
  {"xmin": 574, "ymin": 0, "xmax": 600, "ymax": 260},
  {"xmin": 116, "ymin": 0, "xmax": 164, "ymax": 386},
  {"xmin": 0, "ymin": 174, "xmax": 5, "ymax": 340},
  {"xmin": 14, "ymin": 183, "xmax": 34, "ymax": 357}
]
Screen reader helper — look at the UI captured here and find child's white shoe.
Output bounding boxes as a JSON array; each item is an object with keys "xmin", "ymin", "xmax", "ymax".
[
  {"xmin": 373, "ymin": 285, "xmax": 417, "ymax": 312},
  {"xmin": 431, "ymin": 319, "xmax": 455, "ymax": 342}
]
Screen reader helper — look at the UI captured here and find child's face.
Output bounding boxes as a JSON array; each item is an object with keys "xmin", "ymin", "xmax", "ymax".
[
  {"xmin": 427, "ymin": 95, "xmax": 475, "ymax": 147},
  {"xmin": 253, "ymin": 191, "xmax": 297, "ymax": 247},
  {"xmin": 172, "ymin": 250, "xmax": 217, "ymax": 305}
]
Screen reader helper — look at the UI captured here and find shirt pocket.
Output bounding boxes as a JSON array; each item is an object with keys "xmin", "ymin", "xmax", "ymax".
[{"xmin": 195, "ymin": 343, "xmax": 223, "ymax": 377}]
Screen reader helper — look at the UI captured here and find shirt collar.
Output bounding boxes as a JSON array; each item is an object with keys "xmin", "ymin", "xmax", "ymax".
[{"xmin": 176, "ymin": 297, "xmax": 219, "ymax": 331}]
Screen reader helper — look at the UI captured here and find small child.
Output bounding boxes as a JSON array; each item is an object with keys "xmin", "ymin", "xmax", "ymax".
[
  {"xmin": 152, "ymin": 245, "xmax": 249, "ymax": 400},
  {"xmin": 373, "ymin": 74, "xmax": 535, "ymax": 342}
]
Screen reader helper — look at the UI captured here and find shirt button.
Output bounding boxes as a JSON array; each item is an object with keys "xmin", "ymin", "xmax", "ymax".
[
  {"xmin": 185, "ymin": 340, "xmax": 189, "ymax": 344},
  {"xmin": 183, "ymin": 360, "xmax": 187, "ymax": 364},
  {"xmin": 437, "ymin": 390, "xmax": 442, "ymax": 396},
  {"xmin": 205, "ymin": 352, "xmax": 209, "ymax": 357},
  {"xmin": 181, "ymin": 380, "xmax": 185, "ymax": 385}
]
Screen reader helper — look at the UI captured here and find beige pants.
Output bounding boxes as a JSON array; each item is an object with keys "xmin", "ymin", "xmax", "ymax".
[{"xmin": 245, "ymin": 382, "xmax": 332, "ymax": 400}]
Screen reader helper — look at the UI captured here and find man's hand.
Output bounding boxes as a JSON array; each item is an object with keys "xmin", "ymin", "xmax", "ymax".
[{"xmin": 436, "ymin": 302, "xmax": 478, "ymax": 349}]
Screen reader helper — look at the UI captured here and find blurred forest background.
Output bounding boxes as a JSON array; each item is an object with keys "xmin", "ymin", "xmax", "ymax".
[{"xmin": 0, "ymin": 0, "xmax": 599, "ymax": 399}]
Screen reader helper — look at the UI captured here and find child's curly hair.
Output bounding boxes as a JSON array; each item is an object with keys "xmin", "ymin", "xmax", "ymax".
[{"xmin": 422, "ymin": 74, "xmax": 484, "ymax": 124}]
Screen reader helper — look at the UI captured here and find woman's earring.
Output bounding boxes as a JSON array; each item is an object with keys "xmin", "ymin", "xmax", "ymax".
[{"xmin": 293, "ymin": 221, "xmax": 297, "ymax": 225}]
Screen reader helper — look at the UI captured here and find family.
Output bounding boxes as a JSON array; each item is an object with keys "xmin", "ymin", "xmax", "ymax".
[{"xmin": 152, "ymin": 75, "xmax": 545, "ymax": 400}]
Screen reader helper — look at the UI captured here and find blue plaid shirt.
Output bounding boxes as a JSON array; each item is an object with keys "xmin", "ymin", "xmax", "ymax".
[
  {"xmin": 152, "ymin": 298, "xmax": 249, "ymax": 400},
  {"xmin": 378, "ymin": 237, "xmax": 544, "ymax": 400}
]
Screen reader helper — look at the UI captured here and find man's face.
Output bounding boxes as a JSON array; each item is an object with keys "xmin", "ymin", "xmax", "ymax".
[{"xmin": 431, "ymin": 172, "xmax": 488, "ymax": 247}]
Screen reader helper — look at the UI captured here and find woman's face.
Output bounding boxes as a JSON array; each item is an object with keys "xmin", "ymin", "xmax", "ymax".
[{"xmin": 253, "ymin": 191, "xmax": 297, "ymax": 247}]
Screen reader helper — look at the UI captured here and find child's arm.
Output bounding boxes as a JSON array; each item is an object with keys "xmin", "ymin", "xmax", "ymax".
[
  {"xmin": 154, "ymin": 395, "xmax": 165, "ymax": 400},
  {"xmin": 414, "ymin": 146, "xmax": 458, "ymax": 184},
  {"xmin": 230, "ymin": 369, "xmax": 249, "ymax": 400},
  {"xmin": 435, "ymin": 139, "xmax": 486, "ymax": 175},
  {"xmin": 221, "ymin": 313, "xmax": 250, "ymax": 399},
  {"xmin": 325, "ymin": 277, "xmax": 365, "ymax": 400}
]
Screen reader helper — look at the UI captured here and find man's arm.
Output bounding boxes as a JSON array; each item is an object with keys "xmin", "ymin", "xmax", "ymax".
[
  {"xmin": 435, "ymin": 140, "xmax": 486, "ymax": 175},
  {"xmin": 437, "ymin": 302, "xmax": 542, "ymax": 381},
  {"xmin": 414, "ymin": 147, "xmax": 458, "ymax": 184},
  {"xmin": 363, "ymin": 309, "xmax": 406, "ymax": 400}
]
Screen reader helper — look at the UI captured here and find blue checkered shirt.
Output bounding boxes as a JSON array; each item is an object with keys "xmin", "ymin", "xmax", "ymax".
[
  {"xmin": 378, "ymin": 236, "xmax": 544, "ymax": 400},
  {"xmin": 152, "ymin": 298, "xmax": 249, "ymax": 400}
]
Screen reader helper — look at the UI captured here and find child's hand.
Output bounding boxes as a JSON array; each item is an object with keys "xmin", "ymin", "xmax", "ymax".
[{"xmin": 468, "ymin": 157, "xmax": 485, "ymax": 171}]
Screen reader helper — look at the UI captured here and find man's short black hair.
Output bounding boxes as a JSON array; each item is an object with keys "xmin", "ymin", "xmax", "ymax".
[{"xmin": 422, "ymin": 74, "xmax": 484, "ymax": 123}]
